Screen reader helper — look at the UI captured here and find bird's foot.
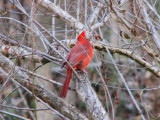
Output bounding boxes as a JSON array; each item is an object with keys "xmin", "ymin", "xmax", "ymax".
[
  {"xmin": 82, "ymin": 69, "xmax": 87, "ymax": 74},
  {"xmin": 76, "ymin": 69, "xmax": 87, "ymax": 79},
  {"xmin": 76, "ymin": 69, "xmax": 87, "ymax": 74}
]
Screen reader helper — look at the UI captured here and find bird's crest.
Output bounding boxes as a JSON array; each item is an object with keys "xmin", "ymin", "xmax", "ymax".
[{"xmin": 77, "ymin": 31, "xmax": 86, "ymax": 40}]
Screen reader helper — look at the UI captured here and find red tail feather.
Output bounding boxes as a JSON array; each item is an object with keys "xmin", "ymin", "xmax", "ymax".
[{"xmin": 60, "ymin": 68, "xmax": 73, "ymax": 98}]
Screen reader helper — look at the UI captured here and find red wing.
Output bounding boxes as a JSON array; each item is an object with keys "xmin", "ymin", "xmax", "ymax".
[{"xmin": 67, "ymin": 43, "xmax": 89, "ymax": 67}]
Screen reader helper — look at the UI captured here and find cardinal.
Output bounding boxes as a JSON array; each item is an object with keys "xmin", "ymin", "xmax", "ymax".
[{"xmin": 60, "ymin": 31, "xmax": 93, "ymax": 98}]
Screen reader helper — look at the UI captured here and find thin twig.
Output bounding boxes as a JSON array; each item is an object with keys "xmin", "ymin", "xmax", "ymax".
[{"xmin": 0, "ymin": 110, "xmax": 30, "ymax": 120}]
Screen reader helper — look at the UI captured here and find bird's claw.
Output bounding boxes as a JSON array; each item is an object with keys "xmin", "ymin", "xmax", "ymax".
[{"xmin": 82, "ymin": 69, "xmax": 87, "ymax": 74}]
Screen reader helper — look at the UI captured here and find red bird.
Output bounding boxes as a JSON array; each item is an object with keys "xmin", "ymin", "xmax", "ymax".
[{"xmin": 60, "ymin": 31, "xmax": 93, "ymax": 98}]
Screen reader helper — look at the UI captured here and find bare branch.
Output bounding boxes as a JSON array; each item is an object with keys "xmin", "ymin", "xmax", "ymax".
[
  {"xmin": 88, "ymin": 2, "xmax": 104, "ymax": 27},
  {"xmin": 137, "ymin": 0, "xmax": 160, "ymax": 50},
  {"xmin": 0, "ymin": 53, "xmax": 88, "ymax": 120},
  {"xmin": 140, "ymin": 40, "xmax": 160, "ymax": 63},
  {"xmin": 0, "ymin": 44, "xmax": 42, "ymax": 62},
  {"xmin": 9, "ymin": 0, "xmax": 69, "ymax": 52},
  {"xmin": 0, "ymin": 110, "xmax": 30, "ymax": 120},
  {"xmin": 104, "ymin": 43, "xmax": 146, "ymax": 120},
  {"xmin": 91, "ymin": 13, "xmax": 111, "ymax": 30},
  {"xmin": 35, "ymin": 0, "xmax": 84, "ymax": 32},
  {"xmin": 18, "ymin": 67, "xmax": 63, "ymax": 87},
  {"xmin": 76, "ymin": 71, "xmax": 110, "ymax": 120},
  {"xmin": 94, "ymin": 42, "xmax": 160, "ymax": 77},
  {"xmin": 0, "ymin": 34, "xmax": 62, "ymax": 64}
]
